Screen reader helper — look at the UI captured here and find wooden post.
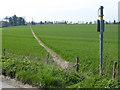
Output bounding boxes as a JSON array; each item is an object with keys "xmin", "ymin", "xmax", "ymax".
[
  {"xmin": 3, "ymin": 48, "xmax": 6, "ymax": 56},
  {"xmin": 76, "ymin": 57, "xmax": 79, "ymax": 72},
  {"xmin": 46, "ymin": 53, "xmax": 49, "ymax": 64},
  {"xmin": 112, "ymin": 62, "xmax": 118, "ymax": 78}
]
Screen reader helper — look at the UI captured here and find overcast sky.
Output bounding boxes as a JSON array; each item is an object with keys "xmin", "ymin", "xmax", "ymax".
[{"xmin": 0, "ymin": 0, "xmax": 119, "ymax": 22}]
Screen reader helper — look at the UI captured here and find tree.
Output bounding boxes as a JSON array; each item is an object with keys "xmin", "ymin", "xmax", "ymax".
[
  {"xmin": 40, "ymin": 21, "xmax": 43, "ymax": 24},
  {"xmin": 31, "ymin": 21, "xmax": 35, "ymax": 25},
  {"xmin": 64, "ymin": 21, "xmax": 68, "ymax": 24},
  {"xmin": 113, "ymin": 20, "xmax": 116, "ymax": 24},
  {"xmin": 89, "ymin": 21, "xmax": 92, "ymax": 24},
  {"xmin": 2, "ymin": 15, "xmax": 26, "ymax": 27},
  {"xmin": 2, "ymin": 21, "xmax": 9, "ymax": 27},
  {"xmin": 18, "ymin": 17, "xmax": 22, "ymax": 25},
  {"xmin": 4, "ymin": 16, "xmax": 9, "ymax": 22},
  {"xmin": 86, "ymin": 22, "xmax": 88, "ymax": 24},
  {"xmin": 12, "ymin": 15, "xmax": 17, "ymax": 26},
  {"xmin": 105, "ymin": 21, "xmax": 109, "ymax": 24},
  {"xmin": 9, "ymin": 17, "xmax": 13, "ymax": 26}
]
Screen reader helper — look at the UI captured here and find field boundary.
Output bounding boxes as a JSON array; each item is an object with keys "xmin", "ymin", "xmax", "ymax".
[{"xmin": 30, "ymin": 26, "xmax": 69, "ymax": 69}]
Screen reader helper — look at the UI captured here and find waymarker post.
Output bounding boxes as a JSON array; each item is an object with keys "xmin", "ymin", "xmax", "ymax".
[{"xmin": 97, "ymin": 6, "xmax": 105, "ymax": 75}]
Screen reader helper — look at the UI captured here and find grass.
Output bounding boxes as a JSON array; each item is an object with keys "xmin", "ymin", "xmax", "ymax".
[
  {"xmin": 2, "ymin": 26, "xmax": 52, "ymax": 64},
  {"xmin": 32, "ymin": 24, "xmax": 118, "ymax": 77},
  {"xmin": 0, "ymin": 28, "xmax": 2, "ymax": 74},
  {"xmin": 0, "ymin": 28, "xmax": 2, "ymax": 54},
  {"xmin": 1, "ymin": 56, "xmax": 119, "ymax": 88},
  {"xmin": 1, "ymin": 56, "xmax": 84, "ymax": 88},
  {"xmin": 2, "ymin": 24, "xmax": 119, "ymax": 88}
]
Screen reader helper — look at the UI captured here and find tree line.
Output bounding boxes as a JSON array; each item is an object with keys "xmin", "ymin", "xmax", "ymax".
[
  {"xmin": 1, "ymin": 15, "xmax": 119, "ymax": 28},
  {"xmin": 30, "ymin": 21, "xmax": 68, "ymax": 25},
  {"xmin": 1, "ymin": 15, "xmax": 26, "ymax": 27},
  {"xmin": 29, "ymin": 20, "xmax": 119, "ymax": 25}
]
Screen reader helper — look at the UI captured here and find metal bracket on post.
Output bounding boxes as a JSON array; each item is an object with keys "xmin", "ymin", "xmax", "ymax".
[{"xmin": 97, "ymin": 6, "xmax": 104, "ymax": 75}]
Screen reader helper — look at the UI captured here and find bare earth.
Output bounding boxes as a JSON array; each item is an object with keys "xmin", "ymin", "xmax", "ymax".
[
  {"xmin": 0, "ymin": 75, "xmax": 36, "ymax": 89},
  {"xmin": 30, "ymin": 26, "xmax": 69, "ymax": 69}
]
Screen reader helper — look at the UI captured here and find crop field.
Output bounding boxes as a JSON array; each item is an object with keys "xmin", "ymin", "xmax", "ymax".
[
  {"xmin": 32, "ymin": 24, "xmax": 118, "ymax": 77},
  {"xmin": 2, "ymin": 24, "xmax": 119, "ymax": 88},
  {"xmin": 2, "ymin": 26, "xmax": 52, "ymax": 64}
]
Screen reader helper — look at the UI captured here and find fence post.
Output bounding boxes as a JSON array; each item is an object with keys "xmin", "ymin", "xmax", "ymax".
[
  {"xmin": 3, "ymin": 48, "xmax": 6, "ymax": 56},
  {"xmin": 76, "ymin": 57, "xmax": 79, "ymax": 72},
  {"xmin": 112, "ymin": 62, "xmax": 118, "ymax": 78},
  {"xmin": 46, "ymin": 53, "xmax": 49, "ymax": 64}
]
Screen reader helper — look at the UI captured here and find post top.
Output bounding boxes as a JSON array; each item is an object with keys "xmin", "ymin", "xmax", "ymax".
[{"xmin": 100, "ymin": 6, "xmax": 104, "ymax": 9}]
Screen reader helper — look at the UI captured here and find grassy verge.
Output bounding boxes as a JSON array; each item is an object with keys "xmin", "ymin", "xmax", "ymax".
[
  {"xmin": 1, "ymin": 56, "xmax": 119, "ymax": 88},
  {"xmin": 1, "ymin": 56, "xmax": 84, "ymax": 88}
]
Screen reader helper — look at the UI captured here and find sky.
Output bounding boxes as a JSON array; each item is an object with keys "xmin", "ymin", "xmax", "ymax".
[{"xmin": 0, "ymin": 0, "xmax": 119, "ymax": 22}]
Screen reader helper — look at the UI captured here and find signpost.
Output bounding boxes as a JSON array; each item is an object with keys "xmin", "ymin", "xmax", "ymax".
[{"xmin": 97, "ymin": 6, "xmax": 104, "ymax": 75}]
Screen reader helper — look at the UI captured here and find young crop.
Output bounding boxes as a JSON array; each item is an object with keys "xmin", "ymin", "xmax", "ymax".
[
  {"xmin": 32, "ymin": 24, "xmax": 118, "ymax": 77},
  {"xmin": 2, "ymin": 26, "xmax": 51, "ymax": 63},
  {"xmin": 2, "ymin": 24, "xmax": 118, "ymax": 88}
]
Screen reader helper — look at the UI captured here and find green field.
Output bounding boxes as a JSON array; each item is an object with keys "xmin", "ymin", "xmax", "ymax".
[
  {"xmin": 2, "ymin": 26, "xmax": 52, "ymax": 64},
  {"xmin": 32, "ymin": 24, "xmax": 118, "ymax": 77},
  {"xmin": 2, "ymin": 24, "xmax": 119, "ymax": 88}
]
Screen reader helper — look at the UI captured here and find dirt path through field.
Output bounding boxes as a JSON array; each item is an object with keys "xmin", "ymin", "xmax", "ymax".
[
  {"xmin": 30, "ymin": 26, "xmax": 69, "ymax": 69},
  {"xmin": 1, "ymin": 75, "xmax": 36, "ymax": 88}
]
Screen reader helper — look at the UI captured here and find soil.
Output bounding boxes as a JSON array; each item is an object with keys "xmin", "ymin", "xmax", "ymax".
[{"xmin": 1, "ymin": 75, "xmax": 36, "ymax": 88}]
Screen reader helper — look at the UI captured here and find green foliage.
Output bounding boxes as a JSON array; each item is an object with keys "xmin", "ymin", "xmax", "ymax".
[
  {"xmin": 2, "ymin": 57, "xmax": 84, "ymax": 88},
  {"xmin": 3, "ymin": 15, "xmax": 26, "ymax": 27},
  {"xmin": 2, "ymin": 56, "xmax": 119, "ymax": 88},
  {"xmin": 68, "ymin": 76, "xmax": 119, "ymax": 88}
]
